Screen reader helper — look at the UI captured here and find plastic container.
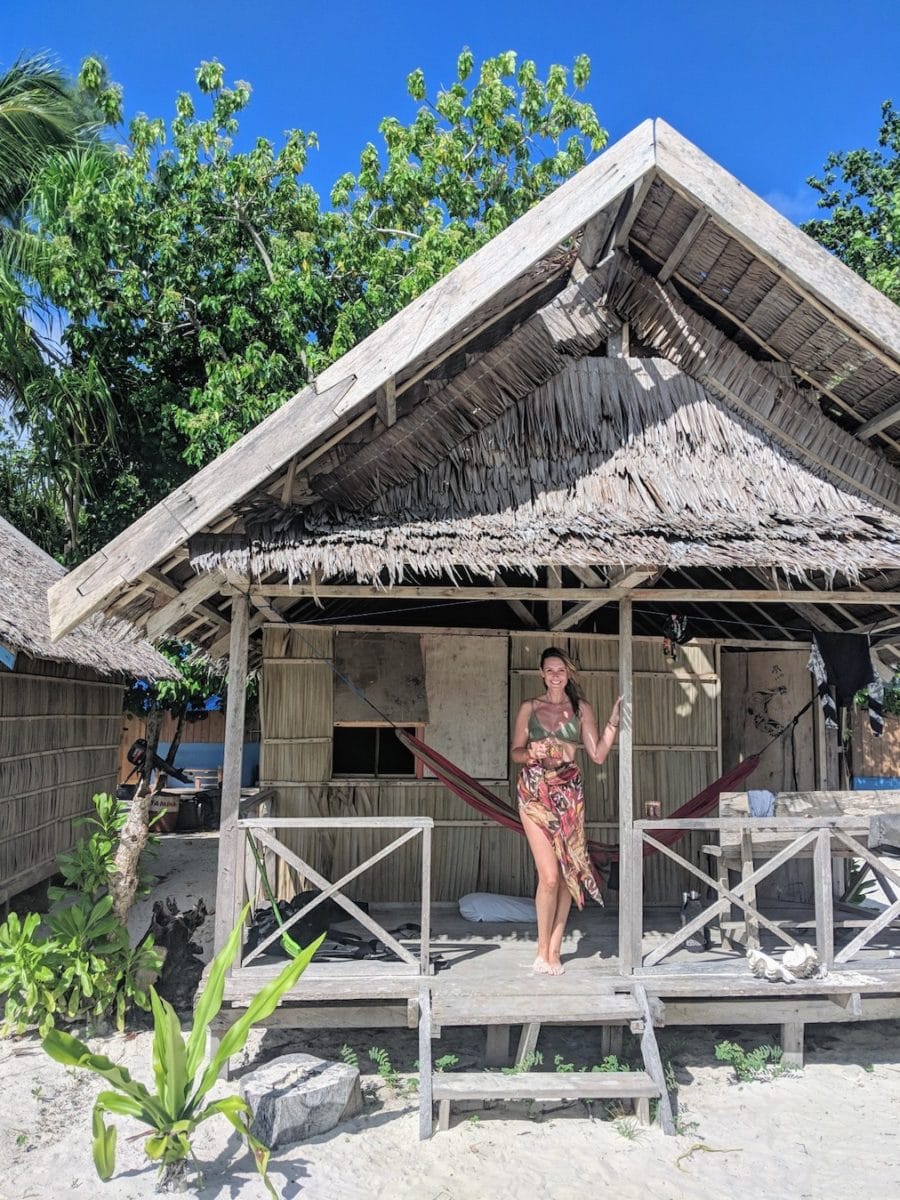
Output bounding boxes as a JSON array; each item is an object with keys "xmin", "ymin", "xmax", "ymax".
[
  {"xmin": 148, "ymin": 794, "xmax": 180, "ymax": 834},
  {"xmin": 852, "ymin": 776, "xmax": 900, "ymax": 790}
]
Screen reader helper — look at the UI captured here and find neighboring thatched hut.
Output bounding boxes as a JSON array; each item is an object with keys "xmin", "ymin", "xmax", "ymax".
[{"xmin": 0, "ymin": 516, "xmax": 171, "ymax": 904}]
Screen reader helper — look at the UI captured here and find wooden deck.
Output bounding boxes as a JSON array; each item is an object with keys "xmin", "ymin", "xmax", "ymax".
[{"xmin": 219, "ymin": 901, "xmax": 900, "ymax": 1026}]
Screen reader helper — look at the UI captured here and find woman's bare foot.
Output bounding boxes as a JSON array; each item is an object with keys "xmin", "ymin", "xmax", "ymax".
[{"xmin": 533, "ymin": 955, "xmax": 565, "ymax": 975}]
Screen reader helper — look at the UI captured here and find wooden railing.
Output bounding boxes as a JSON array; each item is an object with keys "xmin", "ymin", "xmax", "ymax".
[
  {"xmin": 620, "ymin": 816, "xmax": 900, "ymax": 975},
  {"xmin": 234, "ymin": 815, "xmax": 433, "ymax": 973}
]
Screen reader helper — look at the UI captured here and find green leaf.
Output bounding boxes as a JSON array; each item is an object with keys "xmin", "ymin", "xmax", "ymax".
[
  {"xmin": 193, "ymin": 932, "xmax": 323, "ymax": 1104},
  {"xmin": 184, "ymin": 901, "xmax": 249, "ymax": 1079},
  {"xmin": 150, "ymin": 987, "xmax": 189, "ymax": 1115},
  {"xmin": 91, "ymin": 1103, "xmax": 117, "ymax": 1181}
]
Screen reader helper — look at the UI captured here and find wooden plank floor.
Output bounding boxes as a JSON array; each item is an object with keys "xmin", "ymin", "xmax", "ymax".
[{"xmin": 225, "ymin": 901, "xmax": 900, "ymax": 1009}]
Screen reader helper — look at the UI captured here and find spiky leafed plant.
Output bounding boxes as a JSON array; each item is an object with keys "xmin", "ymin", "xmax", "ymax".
[{"xmin": 43, "ymin": 906, "xmax": 324, "ymax": 1194}]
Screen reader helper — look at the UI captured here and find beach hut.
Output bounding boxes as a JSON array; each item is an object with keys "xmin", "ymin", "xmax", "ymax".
[
  {"xmin": 46, "ymin": 120, "xmax": 900, "ymax": 1122},
  {"xmin": 0, "ymin": 515, "xmax": 171, "ymax": 904}
]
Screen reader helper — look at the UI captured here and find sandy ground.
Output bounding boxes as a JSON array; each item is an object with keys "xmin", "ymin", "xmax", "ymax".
[{"xmin": 2, "ymin": 834, "xmax": 900, "ymax": 1200}]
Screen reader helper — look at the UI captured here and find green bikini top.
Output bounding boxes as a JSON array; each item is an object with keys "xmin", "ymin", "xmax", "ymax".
[{"xmin": 528, "ymin": 700, "xmax": 581, "ymax": 745}]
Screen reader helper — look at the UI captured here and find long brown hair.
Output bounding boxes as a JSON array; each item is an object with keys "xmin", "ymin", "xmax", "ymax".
[{"xmin": 540, "ymin": 646, "xmax": 584, "ymax": 716}]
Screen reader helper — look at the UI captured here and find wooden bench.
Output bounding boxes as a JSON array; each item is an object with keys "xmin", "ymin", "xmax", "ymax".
[{"xmin": 432, "ymin": 1069, "xmax": 659, "ymax": 1131}]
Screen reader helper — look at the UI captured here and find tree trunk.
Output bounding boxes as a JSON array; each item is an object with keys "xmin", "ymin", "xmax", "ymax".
[{"xmin": 110, "ymin": 708, "xmax": 162, "ymax": 924}]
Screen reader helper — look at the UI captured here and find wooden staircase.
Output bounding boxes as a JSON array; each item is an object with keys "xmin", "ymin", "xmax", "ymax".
[{"xmin": 420, "ymin": 983, "xmax": 675, "ymax": 1137}]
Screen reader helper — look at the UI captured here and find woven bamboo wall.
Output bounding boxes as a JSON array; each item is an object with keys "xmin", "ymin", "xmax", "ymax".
[
  {"xmin": 261, "ymin": 626, "xmax": 721, "ymax": 905},
  {"xmin": 0, "ymin": 655, "xmax": 123, "ymax": 903}
]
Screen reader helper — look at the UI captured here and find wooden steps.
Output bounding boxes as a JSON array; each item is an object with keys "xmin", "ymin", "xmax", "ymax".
[
  {"xmin": 432, "ymin": 1069, "xmax": 659, "ymax": 1132},
  {"xmin": 422, "ymin": 983, "xmax": 676, "ymax": 1137}
]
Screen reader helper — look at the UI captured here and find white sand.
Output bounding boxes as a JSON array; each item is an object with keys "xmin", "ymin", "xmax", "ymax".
[{"xmin": 2, "ymin": 834, "xmax": 899, "ymax": 1200}]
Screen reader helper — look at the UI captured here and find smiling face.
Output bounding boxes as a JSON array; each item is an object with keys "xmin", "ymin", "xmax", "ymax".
[{"xmin": 541, "ymin": 656, "xmax": 569, "ymax": 692}]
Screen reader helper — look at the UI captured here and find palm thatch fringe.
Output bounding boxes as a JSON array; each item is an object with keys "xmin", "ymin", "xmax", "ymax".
[{"xmin": 190, "ymin": 356, "xmax": 900, "ymax": 584}]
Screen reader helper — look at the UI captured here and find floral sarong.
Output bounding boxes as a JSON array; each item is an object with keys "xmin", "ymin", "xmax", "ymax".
[{"xmin": 517, "ymin": 762, "xmax": 603, "ymax": 908}]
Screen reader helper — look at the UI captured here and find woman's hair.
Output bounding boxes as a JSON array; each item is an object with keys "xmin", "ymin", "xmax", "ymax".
[{"xmin": 540, "ymin": 646, "xmax": 584, "ymax": 715}]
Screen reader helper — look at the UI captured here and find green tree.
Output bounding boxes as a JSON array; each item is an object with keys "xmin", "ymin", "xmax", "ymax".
[
  {"xmin": 804, "ymin": 100, "xmax": 900, "ymax": 302},
  {"xmin": 2, "ymin": 50, "xmax": 605, "ymax": 558},
  {"xmin": 0, "ymin": 55, "xmax": 121, "ymax": 558},
  {"xmin": 325, "ymin": 49, "xmax": 606, "ymax": 358}
]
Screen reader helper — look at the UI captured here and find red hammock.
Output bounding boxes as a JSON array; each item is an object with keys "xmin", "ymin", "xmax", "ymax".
[{"xmin": 396, "ymin": 731, "xmax": 759, "ymax": 868}]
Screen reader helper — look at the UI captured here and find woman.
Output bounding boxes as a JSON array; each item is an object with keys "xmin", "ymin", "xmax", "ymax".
[{"xmin": 510, "ymin": 647, "xmax": 622, "ymax": 975}]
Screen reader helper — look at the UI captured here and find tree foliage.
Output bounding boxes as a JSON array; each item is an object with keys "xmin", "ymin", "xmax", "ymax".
[
  {"xmin": 0, "ymin": 49, "xmax": 605, "ymax": 561},
  {"xmin": 804, "ymin": 100, "xmax": 900, "ymax": 302}
]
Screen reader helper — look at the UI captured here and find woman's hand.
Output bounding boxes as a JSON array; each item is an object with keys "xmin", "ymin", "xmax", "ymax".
[
  {"xmin": 527, "ymin": 738, "xmax": 549, "ymax": 762},
  {"xmin": 608, "ymin": 696, "xmax": 623, "ymax": 729}
]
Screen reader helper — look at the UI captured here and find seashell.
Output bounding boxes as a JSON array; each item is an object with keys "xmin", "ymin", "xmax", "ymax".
[
  {"xmin": 782, "ymin": 942, "xmax": 821, "ymax": 979},
  {"xmin": 747, "ymin": 948, "xmax": 797, "ymax": 984}
]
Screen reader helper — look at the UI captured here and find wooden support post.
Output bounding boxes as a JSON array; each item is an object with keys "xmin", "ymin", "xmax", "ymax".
[
  {"xmin": 781, "ymin": 1021, "xmax": 804, "ymax": 1068},
  {"xmin": 814, "ymin": 828, "xmax": 835, "ymax": 970},
  {"xmin": 420, "ymin": 824, "xmax": 432, "ymax": 975},
  {"xmin": 601, "ymin": 1025, "xmax": 624, "ymax": 1057},
  {"xmin": 740, "ymin": 828, "xmax": 760, "ymax": 950},
  {"xmin": 418, "ymin": 984, "xmax": 434, "ymax": 1140},
  {"xmin": 213, "ymin": 586, "xmax": 251, "ymax": 957},
  {"xmin": 547, "ymin": 567, "xmax": 563, "ymax": 627},
  {"xmin": 486, "ymin": 1025, "xmax": 511, "ymax": 1067},
  {"xmin": 618, "ymin": 597, "xmax": 641, "ymax": 973},
  {"xmin": 516, "ymin": 1022, "xmax": 541, "ymax": 1065}
]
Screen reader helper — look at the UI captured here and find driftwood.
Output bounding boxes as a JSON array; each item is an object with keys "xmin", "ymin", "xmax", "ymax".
[
  {"xmin": 141, "ymin": 897, "xmax": 209, "ymax": 1011},
  {"xmin": 111, "ymin": 709, "xmax": 162, "ymax": 923}
]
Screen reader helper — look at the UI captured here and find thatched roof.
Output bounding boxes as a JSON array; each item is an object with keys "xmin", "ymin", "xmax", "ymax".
[
  {"xmin": 192, "ymin": 356, "xmax": 900, "ymax": 584},
  {"xmin": 46, "ymin": 118, "xmax": 900, "ymax": 653},
  {"xmin": 0, "ymin": 516, "xmax": 173, "ymax": 679}
]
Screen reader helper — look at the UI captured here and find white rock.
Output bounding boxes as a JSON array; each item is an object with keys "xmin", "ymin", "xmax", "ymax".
[{"xmin": 239, "ymin": 1053, "xmax": 362, "ymax": 1148}]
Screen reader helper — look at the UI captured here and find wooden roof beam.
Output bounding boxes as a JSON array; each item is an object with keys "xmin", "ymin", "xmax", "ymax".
[
  {"xmin": 858, "ymin": 398, "xmax": 900, "ymax": 441},
  {"xmin": 144, "ymin": 570, "xmax": 229, "ymax": 641},
  {"xmin": 240, "ymin": 583, "xmax": 900, "ymax": 605},
  {"xmin": 551, "ymin": 567, "xmax": 657, "ymax": 632},
  {"xmin": 491, "ymin": 575, "xmax": 539, "ymax": 629},
  {"xmin": 657, "ymin": 208, "xmax": 708, "ymax": 284}
]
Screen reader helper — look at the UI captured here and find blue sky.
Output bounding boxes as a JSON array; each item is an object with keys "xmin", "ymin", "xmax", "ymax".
[{"xmin": 5, "ymin": 0, "xmax": 899, "ymax": 223}]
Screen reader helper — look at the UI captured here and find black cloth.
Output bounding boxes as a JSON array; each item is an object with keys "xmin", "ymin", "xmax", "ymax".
[
  {"xmin": 812, "ymin": 633, "xmax": 875, "ymax": 704},
  {"xmin": 808, "ymin": 633, "xmax": 883, "ymax": 738}
]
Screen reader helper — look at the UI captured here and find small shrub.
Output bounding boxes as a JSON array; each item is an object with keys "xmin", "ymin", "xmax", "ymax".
[
  {"xmin": 435, "ymin": 1053, "xmax": 459, "ymax": 1072},
  {"xmin": 43, "ymin": 907, "xmax": 323, "ymax": 1194},
  {"xmin": 0, "ymin": 794, "xmax": 162, "ymax": 1036},
  {"xmin": 714, "ymin": 1039, "xmax": 792, "ymax": 1082},
  {"xmin": 554, "ymin": 1054, "xmax": 575, "ymax": 1073},
  {"xmin": 591, "ymin": 1054, "xmax": 631, "ymax": 1073},
  {"xmin": 500, "ymin": 1050, "xmax": 542, "ymax": 1075}
]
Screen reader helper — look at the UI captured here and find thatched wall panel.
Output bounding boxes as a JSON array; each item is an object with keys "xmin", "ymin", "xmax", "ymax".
[
  {"xmin": 266, "ymin": 742, "xmax": 332, "ymax": 784},
  {"xmin": 0, "ymin": 669, "xmax": 122, "ymax": 903}
]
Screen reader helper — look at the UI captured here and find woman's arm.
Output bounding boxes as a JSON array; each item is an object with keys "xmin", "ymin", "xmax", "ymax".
[
  {"xmin": 581, "ymin": 696, "xmax": 623, "ymax": 765},
  {"xmin": 511, "ymin": 701, "xmax": 547, "ymax": 765}
]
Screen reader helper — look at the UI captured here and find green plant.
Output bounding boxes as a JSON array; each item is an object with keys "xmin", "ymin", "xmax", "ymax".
[
  {"xmin": 42, "ymin": 906, "xmax": 323, "ymax": 1194},
  {"xmin": 714, "ymin": 1040, "xmax": 791, "ymax": 1082},
  {"xmin": 591, "ymin": 1054, "xmax": 631, "ymax": 1073},
  {"xmin": 500, "ymin": 1050, "xmax": 543, "ymax": 1075},
  {"xmin": 554, "ymin": 1055, "xmax": 575, "ymax": 1073},
  {"xmin": 435, "ymin": 1053, "xmax": 459, "ymax": 1073},
  {"xmin": 367, "ymin": 1045, "xmax": 417, "ymax": 1097},
  {"xmin": 0, "ymin": 912, "xmax": 60, "ymax": 1036},
  {"xmin": 0, "ymin": 794, "xmax": 163, "ymax": 1036},
  {"xmin": 49, "ymin": 793, "xmax": 128, "ymax": 901},
  {"xmin": 339, "ymin": 1044, "xmax": 360, "ymax": 1070},
  {"xmin": 614, "ymin": 1116, "xmax": 644, "ymax": 1141}
]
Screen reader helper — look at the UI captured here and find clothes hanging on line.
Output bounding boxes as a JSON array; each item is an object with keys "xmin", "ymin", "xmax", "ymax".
[{"xmin": 807, "ymin": 632, "xmax": 883, "ymax": 737}]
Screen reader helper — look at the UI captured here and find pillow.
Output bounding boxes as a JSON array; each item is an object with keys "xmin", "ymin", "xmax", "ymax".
[{"xmin": 458, "ymin": 892, "xmax": 537, "ymax": 922}]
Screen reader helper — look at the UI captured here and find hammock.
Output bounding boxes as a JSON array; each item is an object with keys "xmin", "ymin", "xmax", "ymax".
[{"xmin": 396, "ymin": 730, "xmax": 759, "ymax": 868}]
